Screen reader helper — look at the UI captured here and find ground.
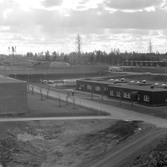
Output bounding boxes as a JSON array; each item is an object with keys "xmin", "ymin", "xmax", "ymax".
[
  {"xmin": 26, "ymin": 93, "xmax": 108, "ymax": 117},
  {"xmin": 0, "ymin": 119, "xmax": 159, "ymax": 167},
  {"xmin": 1, "ymin": 64, "xmax": 167, "ymax": 166}
]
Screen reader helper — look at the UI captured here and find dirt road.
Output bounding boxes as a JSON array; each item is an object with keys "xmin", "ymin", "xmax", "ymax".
[{"xmin": 78, "ymin": 128, "xmax": 167, "ymax": 167}]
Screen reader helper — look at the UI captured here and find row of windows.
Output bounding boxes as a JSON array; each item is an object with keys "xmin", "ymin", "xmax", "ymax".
[
  {"xmin": 110, "ymin": 90, "xmax": 150, "ymax": 102},
  {"xmin": 122, "ymin": 62, "xmax": 163, "ymax": 67},
  {"xmin": 79, "ymin": 84, "xmax": 107, "ymax": 92}
]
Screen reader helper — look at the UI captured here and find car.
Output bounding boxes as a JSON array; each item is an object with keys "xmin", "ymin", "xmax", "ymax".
[
  {"xmin": 144, "ymin": 72, "xmax": 151, "ymax": 75},
  {"xmin": 48, "ymin": 80, "xmax": 54, "ymax": 84}
]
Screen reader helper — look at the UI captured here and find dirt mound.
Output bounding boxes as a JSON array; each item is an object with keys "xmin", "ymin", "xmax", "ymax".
[
  {"xmin": 0, "ymin": 120, "xmax": 145, "ymax": 167},
  {"xmin": 0, "ymin": 136, "xmax": 46, "ymax": 167},
  {"xmin": 131, "ymin": 136, "xmax": 167, "ymax": 167},
  {"xmin": 46, "ymin": 120, "xmax": 142, "ymax": 167}
]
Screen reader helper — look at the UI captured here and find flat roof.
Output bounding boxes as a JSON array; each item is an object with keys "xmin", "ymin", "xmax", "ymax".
[
  {"xmin": 108, "ymin": 83, "xmax": 167, "ymax": 92},
  {"xmin": 77, "ymin": 79, "xmax": 167, "ymax": 92},
  {"xmin": 0, "ymin": 75, "xmax": 26, "ymax": 83}
]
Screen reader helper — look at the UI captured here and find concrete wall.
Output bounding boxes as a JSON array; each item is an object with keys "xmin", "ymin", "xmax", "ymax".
[{"xmin": 0, "ymin": 82, "xmax": 27, "ymax": 114}]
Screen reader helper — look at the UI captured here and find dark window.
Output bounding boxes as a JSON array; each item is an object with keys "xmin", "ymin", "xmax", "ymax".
[
  {"xmin": 87, "ymin": 85, "xmax": 92, "ymax": 90},
  {"xmin": 136, "ymin": 94, "xmax": 140, "ymax": 101},
  {"xmin": 95, "ymin": 86, "xmax": 101, "ymax": 91},
  {"xmin": 123, "ymin": 92, "xmax": 131, "ymax": 99},
  {"xmin": 110, "ymin": 90, "xmax": 115, "ymax": 96},
  {"xmin": 144, "ymin": 95, "xmax": 150, "ymax": 102},
  {"xmin": 165, "ymin": 96, "xmax": 167, "ymax": 102},
  {"xmin": 116, "ymin": 91, "xmax": 121, "ymax": 97}
]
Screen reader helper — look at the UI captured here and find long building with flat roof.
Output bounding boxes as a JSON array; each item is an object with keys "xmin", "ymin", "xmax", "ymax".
[
  {"xmin": 0, "ymin": 75, "xmax": 27, "ymax": 115},
  {"xmin": 76, "ymin": 78, "xmax": 167, "ymax": 106}
]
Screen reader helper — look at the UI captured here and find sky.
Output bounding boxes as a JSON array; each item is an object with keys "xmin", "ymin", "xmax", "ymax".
[{"xmin": 0, "ymin": 0, "xmax": 167, "ymax": 55}]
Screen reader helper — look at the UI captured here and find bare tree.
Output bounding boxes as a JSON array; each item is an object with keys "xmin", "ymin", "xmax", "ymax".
[
  {"xmin": 15, "ymin": 46, "xmax": 17, "ymax": 55},
  {"xmin": 46, "ymin": 85, "xmax": 50, "ymax": 99},
  {"xmin": 8, "ymin": 47, "xmax": 10, "ymax": 55},
  {"xmin": 148, "ymin": 40, "xmax": 153, "ymax": 53},
  {"xmin": 75, "ymin": 34, "xmax": 82, "ymax": 57},
  {"xmin": 38, "ymin": 86, "xmax": 43, "ymax": 100},
  {"xmin": 58, "ymin": 94, "xmax": 61, "ymax": 107},
  {"xmin": 30, "ymin": 84, "xmax": 34, "ymax": 95},
  {"xmin": 12, "ymin": 46, "xmax": 15, "ymax": 55},
  {"xmin": 73, "ymin": 96, "xmax": 76, "ymax": 109}
]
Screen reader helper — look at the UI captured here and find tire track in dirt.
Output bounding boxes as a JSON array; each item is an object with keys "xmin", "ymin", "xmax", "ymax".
[{"xmin": 79, "ymin": 128, "xmax": 167, "ymax": 167}]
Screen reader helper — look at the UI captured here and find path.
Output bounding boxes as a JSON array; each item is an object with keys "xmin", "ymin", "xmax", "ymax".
[{"xmin": 31, "ymin": 84, "xmax": 167, "ymax": 128}]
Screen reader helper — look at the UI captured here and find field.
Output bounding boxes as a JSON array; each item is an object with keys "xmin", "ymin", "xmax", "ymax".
[{"xmin": 26, "ymin": 93, "xmax": 108, "ymax": 117}]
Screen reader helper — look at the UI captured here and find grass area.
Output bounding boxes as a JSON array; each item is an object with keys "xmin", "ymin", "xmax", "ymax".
[
  {"xmin": 2, "ymin": 64, "xmax": 109, "ymax": 75},
  {"xmin": 26, "ymin": 93, "xmax": 108, "ymax": 117}
]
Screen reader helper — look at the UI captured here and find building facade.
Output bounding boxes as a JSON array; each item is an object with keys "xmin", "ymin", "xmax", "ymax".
[
  {"xmin": 122, "ymin": 61, "xmax": 167, "ymax": 67},
  {"xmin": 76, "ymin": 79, "xmax": 167, "ymax": 106},
  {"xmin": 0, "ymin": 76, "xmax": 27, "ymax": 115}
]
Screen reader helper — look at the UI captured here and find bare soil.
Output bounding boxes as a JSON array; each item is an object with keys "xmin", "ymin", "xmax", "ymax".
[{"xmin": 0, "ymin": 119, "xmax": 154, "ymax": 167}]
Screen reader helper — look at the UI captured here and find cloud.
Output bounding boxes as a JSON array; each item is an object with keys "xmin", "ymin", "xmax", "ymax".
[
  {"xmin": 0, "ymin": 0, "xmax": 166, "ymax": 54},
  {"xmin": 104, "ymin": 0, "xmax": 164, "ymax": 10},
  {"xmin": 42, "ymin": 0, "xmax": 63, "ymax": 7}
]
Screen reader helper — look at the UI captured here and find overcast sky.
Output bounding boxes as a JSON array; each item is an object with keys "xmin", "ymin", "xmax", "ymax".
[{"xmin": 0, "ymin": 0, "xmax": 167, "ymax": 55}]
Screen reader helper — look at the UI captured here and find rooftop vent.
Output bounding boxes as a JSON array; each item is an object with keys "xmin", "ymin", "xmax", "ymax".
[
  {"xmin": 150, "ymin": 85, "xmax": 154, "ymax": 89},
  {"xmin": 142, "ymin": 80, "xmax": 146, "ymax": 83},
  {"xmin": 154, "ymin": 83, "xmax": 159, "ymax": 86},
  {"xmin": 162, "ymin": 83, "xmax": 167, "ymax": 86}
]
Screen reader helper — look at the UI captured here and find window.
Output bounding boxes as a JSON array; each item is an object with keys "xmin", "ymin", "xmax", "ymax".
[
  {"xmin": 110, "ymin": 90, "xmax": 115, "ymax": 96},
  {"xmin": 79, "ymin": 84, "xmax": 84, "ymax": 87},
  {"xmin": 79, "ymin": 83, "xmax": 84, "ymax": 89},
  {"xmin": 95, "ymin": 86, "xmax": 101, "ymax": 91},
  {"xmin": 144, "ymin": 95, "xmax": 150, "ymax": 102},
  {"xmin": 165, "ymin": 96, "xmax": 167, "ymax": 102},
  {"xmin": 116, "ymin": 91, "xmax": 121, "ymax": 97},
  {"xmin": 123, "ymin": 92, "xmax": 131, "ymax": 99},
  {"xmin": 87, "ymin": 85, "xmax": 92, "ymax": 90},
  {"xmin": 136, "ymin": 94, "xmax": 140, "ymax": 101}
]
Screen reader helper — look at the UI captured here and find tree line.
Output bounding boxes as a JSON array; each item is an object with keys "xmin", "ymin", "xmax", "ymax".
[
  {"xmin": 0, "ymin": 49, "xmax": 167, "ymax": 66},
  {"xmin": 25, "ymin": 50, "xmax": 167, "ymax": 65}
]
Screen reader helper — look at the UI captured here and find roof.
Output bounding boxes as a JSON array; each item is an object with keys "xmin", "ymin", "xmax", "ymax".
[
  {"xmin": 108, "ymin": 83, "xmax": 167, "ymax": 92},
  {"xmin": 77, "ymin": 79, "xmax": 167, "ymax": 92},
  {"xmin": 0, "ymin": 75, "xmax": 26, "ymax": 83}
]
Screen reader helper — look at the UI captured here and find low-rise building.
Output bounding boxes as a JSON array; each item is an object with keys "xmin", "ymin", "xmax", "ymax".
[{"xmin": 76, "ymin": 78, "xmax": 167, "ymax": 106}]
